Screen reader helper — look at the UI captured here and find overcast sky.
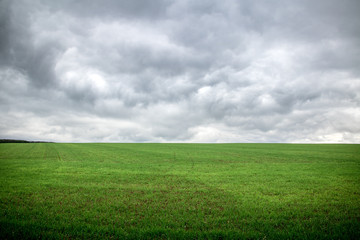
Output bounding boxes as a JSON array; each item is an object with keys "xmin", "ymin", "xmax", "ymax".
[{"xmin": 1, "ymin": 0, "xmax": 360, "ymax": 143}]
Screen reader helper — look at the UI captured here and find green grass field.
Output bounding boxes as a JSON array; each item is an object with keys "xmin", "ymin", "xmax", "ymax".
[{"xmin": 0, "ymin": 143, "xmax": 359, "ymax": 239}]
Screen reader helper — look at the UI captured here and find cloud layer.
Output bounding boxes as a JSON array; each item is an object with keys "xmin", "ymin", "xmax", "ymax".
[{"xmin": 1, "ymin": 0, "xmax": 360, "ymax": 142}]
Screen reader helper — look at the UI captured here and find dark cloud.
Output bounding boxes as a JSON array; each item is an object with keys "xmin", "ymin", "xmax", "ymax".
[
  {"xmin": 45, "ymin": 0, "xmax": 170, "ymax": 20},
  {"xmin": 0, "ymin": 1, "xmax": 11, "ymax": 65},
  {"xmin": 0, "ymin": 0, "xmax": 359, "ymax": 142}
]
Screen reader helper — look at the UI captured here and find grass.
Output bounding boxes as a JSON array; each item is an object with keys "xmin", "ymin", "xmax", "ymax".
[{"xmin": 0, "ymin": 143, "xmax": 359, "ymax": 239}]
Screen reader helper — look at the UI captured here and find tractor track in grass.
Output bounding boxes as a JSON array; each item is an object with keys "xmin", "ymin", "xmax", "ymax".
[
  {"xmin": 17, "ymin": 143, "xmax": 38, "ymax": 160},
  {"xmin": 54, "ymin": 145, "xmax": 65, "ymax": 161},
  {"xmin": 43, "ymin": 145, "xmax": 48, "ymax": 160}
]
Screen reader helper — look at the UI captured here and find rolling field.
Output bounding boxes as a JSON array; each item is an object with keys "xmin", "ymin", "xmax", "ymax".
[{"xmin": 0, "ymin": 143, "xmax": 359, "ymax": 239}]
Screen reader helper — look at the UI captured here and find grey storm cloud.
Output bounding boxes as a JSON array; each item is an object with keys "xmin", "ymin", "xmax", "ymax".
[{"xmin": 0, "ymin": 0, "xmax": 360, "ymax": 143}]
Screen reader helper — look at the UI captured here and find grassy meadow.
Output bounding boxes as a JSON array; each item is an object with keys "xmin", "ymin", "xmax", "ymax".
[{"xmin": 0, "ymin": 143, "xmax": 359, "ymax": 239}]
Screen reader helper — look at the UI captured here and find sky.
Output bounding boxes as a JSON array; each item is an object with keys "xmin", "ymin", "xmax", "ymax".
[{"xmin": 0, "ymin": 0, "xmax": 360, "ymax": 143}]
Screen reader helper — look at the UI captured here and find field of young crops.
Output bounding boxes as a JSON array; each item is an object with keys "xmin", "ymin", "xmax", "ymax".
[{"xmin": 0, "ymin": 143, "xmax": 359, "ymax": 239}]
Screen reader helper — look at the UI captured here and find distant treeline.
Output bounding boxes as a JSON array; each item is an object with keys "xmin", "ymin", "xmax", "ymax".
[{"xmin": 0, "ymin": 139, "xmax": 53, "ymax": 143}]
